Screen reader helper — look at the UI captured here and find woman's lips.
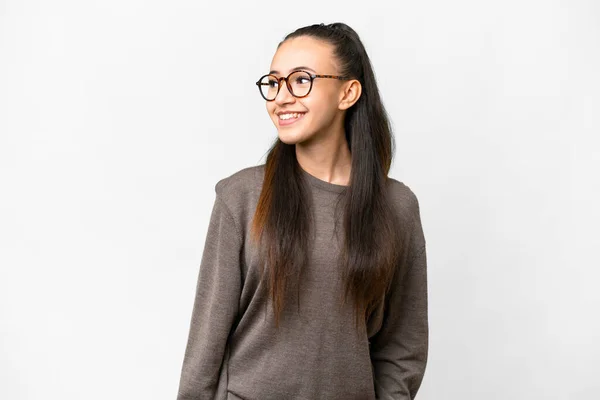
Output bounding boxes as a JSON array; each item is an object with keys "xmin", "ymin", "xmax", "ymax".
[{"xmin": 278, "ymin": 112, "xmax": 306, "ymax": 126}]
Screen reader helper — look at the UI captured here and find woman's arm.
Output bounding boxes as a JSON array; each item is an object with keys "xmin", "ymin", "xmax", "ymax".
[
  {"xmin": 177, "ymin": 184, "xmax": 243, "ymax": 399},
  {"xmin": 370, "ymin": 190, "xmax": 429, "ymax": 399}
]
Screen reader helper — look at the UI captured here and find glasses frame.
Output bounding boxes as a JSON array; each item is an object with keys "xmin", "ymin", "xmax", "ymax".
[{"xmin": 255, "ymin": 70, "xmax": 349, "ymax": 101}]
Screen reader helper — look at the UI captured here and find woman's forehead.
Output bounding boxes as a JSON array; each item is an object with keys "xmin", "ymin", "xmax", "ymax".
[{"xmin": 269, "ymin": 36, "xmax": 337, "ymax": 75}]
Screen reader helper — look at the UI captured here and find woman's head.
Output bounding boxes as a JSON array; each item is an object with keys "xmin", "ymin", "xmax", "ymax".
[
  {"xmin": 252, "ymin": 23, "xmax": 402, "ymax": 332},
  {"xmin": 263, "ymin": 23, "xmax": 380, "ymax": 148},
  {"xmin": 264, "ymin": 34, "xmax": 359, "ymax": 145}
]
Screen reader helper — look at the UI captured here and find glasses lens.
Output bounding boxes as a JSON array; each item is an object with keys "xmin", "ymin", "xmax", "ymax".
[
  {"xmin": 259, "ymin": 75, "xmax": 278, "ymax": 100},
  {"xmin": 288, "ymin": 71, "xmax": 312, "ymax": 97}
]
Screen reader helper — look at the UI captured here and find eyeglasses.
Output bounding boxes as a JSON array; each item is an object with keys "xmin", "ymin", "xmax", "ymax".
[{"xmin": 255, "ymin": 70, "xmax": 348, "ymax": 101}]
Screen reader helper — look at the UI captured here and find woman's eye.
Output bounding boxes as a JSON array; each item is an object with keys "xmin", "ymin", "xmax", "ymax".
[
  {"xmin": 268, "ymin": 80, "xmax": 278, "ymax": 88},
  {"xmin": 296, "ymin": 77, "xmax": 310, "ymax": 84}
]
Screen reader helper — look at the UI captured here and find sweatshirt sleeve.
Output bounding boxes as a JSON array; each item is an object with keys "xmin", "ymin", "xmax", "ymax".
[
  {"xmin": 370, "ymin": 190, "xmax": 429, "ymax": 399},
  {"xmin": 177, "ymin": 187, "xmax": 243, "ymax": 400}
]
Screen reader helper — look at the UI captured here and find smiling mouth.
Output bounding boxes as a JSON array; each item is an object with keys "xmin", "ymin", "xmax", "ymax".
[
  {"xmin": 277, "ymin": 112, "xmax": 307, "ymax": 127},
  {"xmin": 278, "ymin": 112, "xmax": 306, "ymax": 121}
]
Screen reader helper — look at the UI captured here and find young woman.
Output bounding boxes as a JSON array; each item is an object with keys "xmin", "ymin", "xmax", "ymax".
[{"xmin": 177, "ymin": 22, "xmax": 428, "ymax": 400}]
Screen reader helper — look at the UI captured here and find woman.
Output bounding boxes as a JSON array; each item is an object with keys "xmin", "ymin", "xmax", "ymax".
[{"xmin": 177, "ymin": 22, "xmax": 428, "ymax": 400}]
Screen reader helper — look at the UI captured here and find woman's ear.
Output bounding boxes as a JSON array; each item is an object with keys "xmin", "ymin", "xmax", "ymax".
[{"xmin": 338, "ymin": 79, "xmax": 362, "ymax": 110}]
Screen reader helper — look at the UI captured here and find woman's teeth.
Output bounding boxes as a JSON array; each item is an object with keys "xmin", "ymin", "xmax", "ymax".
[{"xmin": 279, "ymin": 112, "xmax": 305, "ymax": 120}]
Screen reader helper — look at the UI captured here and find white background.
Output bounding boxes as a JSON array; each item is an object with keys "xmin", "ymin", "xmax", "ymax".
[{"xmin": 1, "ymin": 1, "xmax": 599, "ymax": 399}]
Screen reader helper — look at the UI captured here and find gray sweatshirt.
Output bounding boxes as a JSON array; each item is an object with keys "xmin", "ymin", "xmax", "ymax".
[{"xmin": 176, "ymin": 164, "xmax": 428, "ymax": 400}]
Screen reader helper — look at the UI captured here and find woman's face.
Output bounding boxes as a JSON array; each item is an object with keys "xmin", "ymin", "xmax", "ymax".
[{"xmin": 266, "ymin": 36, "xmax": 346, "ymax": 145}]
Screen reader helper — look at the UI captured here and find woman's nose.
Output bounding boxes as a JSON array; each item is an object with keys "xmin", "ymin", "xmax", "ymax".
[{"xmin": 274, "ymin": 80, "xmax": 295, "ymax": 105}]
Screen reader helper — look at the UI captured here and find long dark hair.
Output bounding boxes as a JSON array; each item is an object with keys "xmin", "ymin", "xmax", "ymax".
[{"xmin": 250, "ymin": 22, "xmax": 406, "ymax": 333}]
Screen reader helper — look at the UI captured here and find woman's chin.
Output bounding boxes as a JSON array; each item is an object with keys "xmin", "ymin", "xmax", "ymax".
[{"xmin": 278, "ymin": 130, "xmax": 306, "ymax": 145}]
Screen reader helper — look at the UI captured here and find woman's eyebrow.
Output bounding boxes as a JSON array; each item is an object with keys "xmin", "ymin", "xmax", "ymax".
[{"xmin": 269, "ymin": 66, "xmax": 316, "ymax": 74}]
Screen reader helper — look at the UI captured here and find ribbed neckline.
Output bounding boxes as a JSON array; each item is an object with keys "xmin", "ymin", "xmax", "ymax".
[{"xmin": 299, "ymin": 165, "xmax": 348, "ymax": 194}]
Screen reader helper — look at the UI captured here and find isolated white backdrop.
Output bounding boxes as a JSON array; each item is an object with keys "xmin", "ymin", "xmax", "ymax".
[{"xmin": 1, "ymin": 1, "xmax": 599, "ymax": 399}]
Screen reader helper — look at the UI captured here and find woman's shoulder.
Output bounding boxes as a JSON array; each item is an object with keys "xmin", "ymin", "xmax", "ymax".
[
  {"xmin": 213, "ymin": 163, "xmax": 265, "ymax": 224},
  {"xmin": 386, "ymin": 176, "xmax": 422, "ymax": 224},
  {"xmin": 214, "ymin": 163, "xmax": 265, "ymax": 197}
]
